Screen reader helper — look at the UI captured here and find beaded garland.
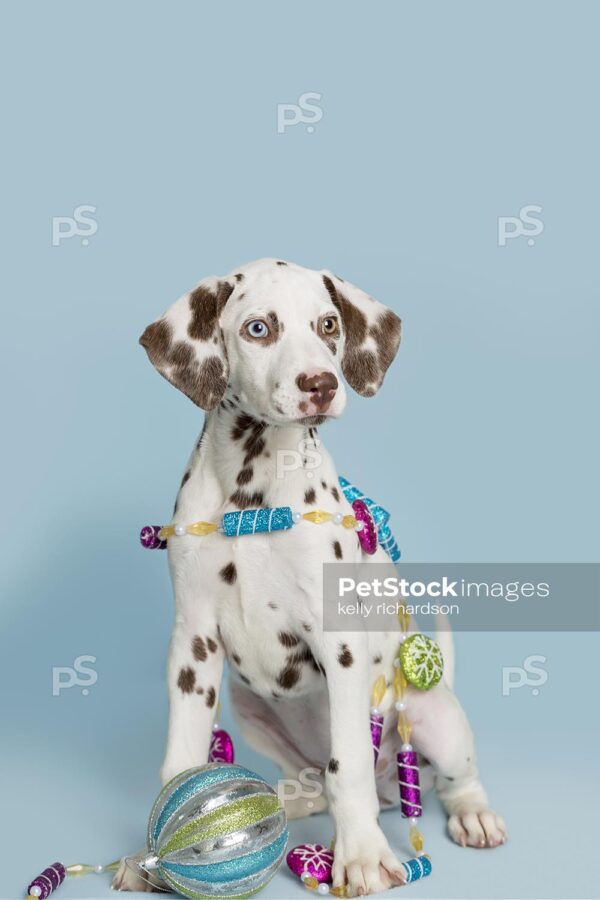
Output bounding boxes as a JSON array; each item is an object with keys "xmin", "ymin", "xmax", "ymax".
[
  {"xmin": 25, "ymin": 862, "xmax": 120, "ymax": 899},
  {"xmin": 140, "ymin": 476, "xmax": 401, "ymax": 562}
]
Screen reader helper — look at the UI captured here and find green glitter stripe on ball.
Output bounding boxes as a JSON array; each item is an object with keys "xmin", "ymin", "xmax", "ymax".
[
  {"xmin": 159, "ymin": 794, "xmax": 281, "ymax": 856},
  {"xmin": 399, "ymin": 633, "xmax": 444, "ymax": 690}
]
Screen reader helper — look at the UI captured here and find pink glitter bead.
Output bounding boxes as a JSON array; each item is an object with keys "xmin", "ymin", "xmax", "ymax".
[
  {"xmin": 208, "ymin": 728, "xmax": 235, "ymax": 764},
  {"xmin": 352, "ymin": 499, "xmax": 378, "ymax": 554},
  {"xmin": 286, "ymin": 843, "xmax": 334, "ymax": 884}
]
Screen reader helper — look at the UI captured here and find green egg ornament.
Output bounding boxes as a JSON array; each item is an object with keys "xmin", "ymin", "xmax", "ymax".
[{"xmin": 399, "ymin": 633, "xmax": 444, "ymax": 690}]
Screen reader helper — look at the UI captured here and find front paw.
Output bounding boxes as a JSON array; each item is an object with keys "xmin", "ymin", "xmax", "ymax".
[
  {"xmin": 448, "ymin": 808, "xmax": 507, "ymax": 848},
  {"xmin": 332, "ymin": 826, "xmax": 406, "ymax": 896}
]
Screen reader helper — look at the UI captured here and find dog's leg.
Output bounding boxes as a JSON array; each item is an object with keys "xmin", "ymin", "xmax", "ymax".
[
  {"xmin": 409, "ymin": 682, "xmax": 507, "ymax": 848},
  {"xmin": 112, "ymin": 597, "xmax": 224, "ymax": 891},
  {"xmin": 160, "ymin": 606, "xmax": 225, "ymax": 786},
  {"xmin": 113, "ymin": 590, "xmax": 224, "ymax": 893},
  {"xmin": 313, "ymin": 632, "xmax": 406, "ymax": 895}
]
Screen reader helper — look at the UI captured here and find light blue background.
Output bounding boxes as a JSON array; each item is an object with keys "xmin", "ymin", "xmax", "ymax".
[{"xmin": 1, "ymin": 2, "xmax": 598, "ymax": 899}]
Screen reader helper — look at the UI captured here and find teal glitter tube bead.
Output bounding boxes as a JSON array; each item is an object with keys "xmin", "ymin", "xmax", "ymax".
[
  {"xmin": 378, "ymin": 522, "xmax": 400, "ymax": 561},
  {"xmin": 222, "ymin": 506, "xmax": 294, "ymax": 537},
  {"xmin": 339, "ymin": 476, "xmax": 401, "ymax": 561},
  {"xmin": 402, "ymin": 855, "xmax": 432, "ymax": 883}
]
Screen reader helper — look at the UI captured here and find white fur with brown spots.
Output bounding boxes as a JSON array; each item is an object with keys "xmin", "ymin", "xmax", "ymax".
[{"xmin": 112, "ymin": 259, "xmax": 506, "ymax": 895}]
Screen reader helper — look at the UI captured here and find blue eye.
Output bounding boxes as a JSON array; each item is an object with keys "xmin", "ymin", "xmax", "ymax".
[{"xmin": 246, "ymin": 319, "xmax": 269, "ymax": 339}]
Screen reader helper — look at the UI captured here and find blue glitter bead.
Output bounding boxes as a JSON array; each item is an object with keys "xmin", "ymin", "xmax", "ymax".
[
  {"xmin": 402, "ymin": 855, "xmax": 432, "ymax": 883},
  {"xmin": 379, "ymin": 523, "xmax": 401, "ymax": 561},
  {"xmin": 222, "ymin": 506, "xmax": 293, "ymax": 537}
]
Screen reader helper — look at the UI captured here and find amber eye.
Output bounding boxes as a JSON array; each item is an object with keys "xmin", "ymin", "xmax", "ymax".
[{"xmin": 321, "ymin": 316, "xmax": 339, "ymax": 336}]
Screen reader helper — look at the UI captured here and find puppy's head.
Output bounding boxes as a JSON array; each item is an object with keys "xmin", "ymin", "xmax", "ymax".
[{"xmin": 140, "ymin": 258, "xmax": 401, "ymax": 424}]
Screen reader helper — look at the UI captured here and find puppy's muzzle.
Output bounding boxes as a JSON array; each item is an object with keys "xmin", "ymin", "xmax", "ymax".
[{"xmin": 296, "ymin": 371, "xmax": 338, "ymax": 413}]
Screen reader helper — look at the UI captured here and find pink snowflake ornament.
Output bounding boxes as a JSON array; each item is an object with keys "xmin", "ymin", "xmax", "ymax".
[
  {"xmin": 208, "ymin": 727, "xmax": 235, "ymax": 764},
  {"xmin": 286, "ymin": 843, "xmax": 334, "ymax": 884}
]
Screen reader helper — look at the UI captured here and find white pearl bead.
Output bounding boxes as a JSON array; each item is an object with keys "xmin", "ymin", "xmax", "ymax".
[
  {"xmin": 393, "ymin": 657, "xmax": 401, "ymax": 668},
  {"xmin": 292, "ymin": 512, "xmax": 302, "ymax": 524},
  {"xmin": 30, "ymin": 889, "xmax": 42, "ymax": 898},
  {"xmin": 395, "ymin": 700, "xmax": 407, "ymax": 712},
  {"xmin": 300, "ymin": 872, "xmax": 310, "ymax": 882},
  {"xmin": 370, "ymin": 706, "xmax": 380, "ymax": 716},
  {"xmin": 94, "ymin": 864, "xmax": 104, "ymax": 874},
  {"xmin": 213, "ymin": 722, "xmax": 220, "ymax": 731},
  {"xmin": 355, "ymin": 520, "xmax": 365, "ymax": 532},
  {"xmin": 409, "ymin": 816, "xmax": 419, "ymax": 827},
  {"xmin": 317, "ymin": 884, "xmax": 330, "ymax": 894},
  {"xmin": 398, "ymin": 633, "xmax": 407, "ymax": 642},
  {"xmin": 333, "ymin": 513, "xmax": 343, "ymax": 524},
  {"xmin": 174, "ymin": 524, "xmax": 186, "ymax": 537},
  {"xmin": 401, "ymin": 742, "xmax": 413, "ymax": 752}
]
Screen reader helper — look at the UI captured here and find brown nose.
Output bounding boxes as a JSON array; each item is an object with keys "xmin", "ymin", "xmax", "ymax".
[{"xmin": 296, "ymin": 371, "xmax": 338, "ymax": 412}]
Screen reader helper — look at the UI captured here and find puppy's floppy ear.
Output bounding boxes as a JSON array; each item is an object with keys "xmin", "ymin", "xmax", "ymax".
[
  {"xmin": 140, "ymin": 276, "xmax": 235, "ymax": 410},
  {"xmin": 321, "ymin": 272, "xmax": 401, "ymax": 397}
]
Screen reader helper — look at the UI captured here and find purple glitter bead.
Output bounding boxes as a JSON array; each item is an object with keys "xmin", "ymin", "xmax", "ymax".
[
  {"xmin": 370, "ymin": 711, "xmax": 384, "ymax": 764},
  {"xmin": 397, "ymin": 749, "xmax": 422, "ymax": 817},
  {"xmin": 140, "ymin": 525, "xmax": 167, "ymax": 550},
  {"xmin": 27, "ymin": 862, "xmax": 66, "ymax": 899}
]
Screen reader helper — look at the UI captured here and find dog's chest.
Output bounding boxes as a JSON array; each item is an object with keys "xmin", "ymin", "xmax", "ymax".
[
  {"xmin": 216, "ymin": 530, "xmax": 332, "ymax": 698},
  {"xmin": 177, "ymin": 425, "xmax": 362, "ymax": 697}
]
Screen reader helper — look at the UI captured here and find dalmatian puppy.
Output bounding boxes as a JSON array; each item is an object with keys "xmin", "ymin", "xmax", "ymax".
[{"xmin": 113, "ymin": 259, "xmax": 506, "ymax": 895}]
